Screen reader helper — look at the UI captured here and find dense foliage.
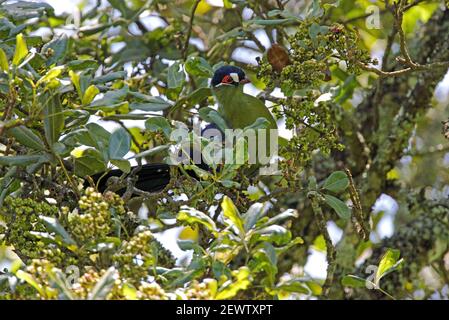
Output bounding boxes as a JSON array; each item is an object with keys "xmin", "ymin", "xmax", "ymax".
[{"xmin": 0, "ymin": 0, "xmax": 449, "ymax": 300}]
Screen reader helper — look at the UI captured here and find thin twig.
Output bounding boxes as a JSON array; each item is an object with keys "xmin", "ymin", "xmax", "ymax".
[
  {"xmin": 345, "ymin": 168, "xmax": 370, "ymax": 241},
  {"xmin": 308, "ymin": 191, "xmax": 336, "ymax": 297},
  {"xmin": 182, "ymin": 0, "xmax": 201, "ymax": 60}
]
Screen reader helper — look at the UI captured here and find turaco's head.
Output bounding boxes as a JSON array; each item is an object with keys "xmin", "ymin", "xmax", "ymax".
[{"xmin": 211, "ymin": 65, "xmax": 250, "ymax": 88}]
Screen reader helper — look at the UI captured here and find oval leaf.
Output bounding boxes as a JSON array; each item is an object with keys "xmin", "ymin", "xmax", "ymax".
[
  {"xmin": 324, "ymin": 194, "xmax": 351, "ymax": 219},
  {"xmin": 108, "ymin": 127, "xmax": 131, "ymax": 160},
  {"xmin": 323, "ymin": 171, "xmax": 349, "ymax": 193}
]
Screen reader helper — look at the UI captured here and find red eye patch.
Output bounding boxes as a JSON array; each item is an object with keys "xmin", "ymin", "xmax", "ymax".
[{"xmin": 221, "ymin": 75, "xmax": 233, "ymax": 84}]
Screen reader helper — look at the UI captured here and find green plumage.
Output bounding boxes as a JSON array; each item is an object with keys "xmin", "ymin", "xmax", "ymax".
[
  {"xmin": 213, "ymin": 85, "xmax": 277, "ymax": 130},
  {"xmin": 212, "ymin": 84, "xmax": 278, "ymax": 170}
]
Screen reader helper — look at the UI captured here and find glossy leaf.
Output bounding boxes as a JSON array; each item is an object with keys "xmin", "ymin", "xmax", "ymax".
[
  {"xmin": 177, "ymin": 206, "xmax": 217, "ymax": 234},
  {"xmin": 221, "ymin": 196, "xmax": 245, "ymax": 238},
  {"xmin": 375, "ymin": 249, "xmax": 403, "ymax": 286}
]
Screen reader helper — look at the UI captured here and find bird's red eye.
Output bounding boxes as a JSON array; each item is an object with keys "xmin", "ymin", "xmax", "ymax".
[{"xmin": 221, "ymin": 75, "xmax": 233, "ymax": 84}]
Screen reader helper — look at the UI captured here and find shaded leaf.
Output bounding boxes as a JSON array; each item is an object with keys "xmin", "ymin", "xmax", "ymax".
[
  {"xmin": 323, "ymin": 171, "xmax": 349, "ymax": 193},
  {"xmin": 145, "ymin": 116, "xmax": 171, "ymax": 138},
  {"xmin": 8, "ymin": 126, "xmax": 46, "ymax": 151},
  {"xmin": 341, "ymin": 275, "xmax": 367, "ymax": 288},
  {"xmin": 108, "ymin": 128, "xmax": 131, "ymax": 160},
  {"xmin": 39, "ymin": 215, "xmax": 77, "ymax": 249},
  {"xmin": 324, "ymin": 194, "xmax": 351, "ymax": 219},
  {"xmin": 0, "ymin": 155, "xmax": 45, "ymax": 167},
  {"xmin": 167, "ymin": 62, "xmax": 185, "ymax": 88},
  {"xmin": 42, "ymin": 93, "xmax": 64, "ymax": 146}
]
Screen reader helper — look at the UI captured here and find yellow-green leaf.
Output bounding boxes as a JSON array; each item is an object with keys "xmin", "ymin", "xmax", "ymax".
[
  {"xmin": 0, "ymin": 48, "xmax": 9, "ymax": 73},
  {"xmin": 69, "ymin": 70, "xmax": 81, "ymax": 98},
  {"xmin": 177, "ymin": 206, "xmax": 217, "ymax": 234},
  {"xmin": 216, "ymin": 267, "xmax": 251, "ymax": 299},
  {"xmin": 12, "ymin": 33, "xmax": 28, "ymax": 66},
  {"xmin": 221, "ymin": 196, "xmax": 245, "ymax": 238},
  {"xmin": 16, "ymin": 270, "xmax": 45, "ymax": 297},
  {"xmin": 36, "ymin": 66, "xmax": 64, "ymax": 87},
  {"xmin": 375, "ymin": 248, "xmax": 402, "ymax": 285},
  {"xmin": 82, "ymin": 85, "xmax": 99, "ymax": 105}
]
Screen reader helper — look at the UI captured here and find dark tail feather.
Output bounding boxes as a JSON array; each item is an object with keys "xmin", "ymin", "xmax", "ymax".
[{"xmin": 89, "ymin": 163, "xmax": 171, "ymax": 194}]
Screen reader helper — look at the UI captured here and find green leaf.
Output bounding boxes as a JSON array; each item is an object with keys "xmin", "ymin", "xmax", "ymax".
[
  {"xmin": 216, "ymin": 267, "xmax": 251, "ymax": 300},
  {"xmin": 243, "ymin": 202, "xmax": 267, "ymax": 231},
  {"xmin": 36, "ymin": 66, "xmax": 64, "ymax": 87},
  {"xmin": 91, "ymin": 71, "xmax": 127, "ymax": 84},
  {"xmin": 253, "ymin": 225, "xmax": 291, "ymax": 245},
  {"xmin": 198, "ymin": 108, "xmax": 229, "ymax": 132},
  {"xmin": 129, "ymin": 97, "xmax": 172, "ymax": 112},
  {"xmin": 185, "ymin": 56, "xmax": 213, "ymax": 78},
  {"xmin": 261, "ymin": 209, "xmax": 298, "ymax": 228},
  {"xmin": 108, "ymin": 128, "xmax": 131, "ymax": 160},
  {"xmin": 8, "ymin": 126, "xmax": 46, "ymax": 151},
  {"xmin": 15, "ymin": 270, "xmax": 45, "ymax": 297},
  {"xmin": 187, "ymin": 87, "xmax": 212, "ymax": 105},
  {"xmin": 90, "ymin": 86, "xmax": 129, "ymax": 108},
  {"xmin": 42, "ymin": 93, "xmax": 64, "ymax": 147},
  {"xmin": 73, "ymin": 149, "xmax": 107, "ymax": 176},
  {"xmin": 46, "ymin": 268, "xmax": 76, "ymax": 300},
  {"xmin": 375, "ymin": 249, "xmax": 403, "ymax": 286},
  {"xmin": 0, "ymin": 155, "xmax": 44, "ymax": 167},
  {"xmin": 41, "ymin": 34, "xmax": 69, "ymax": 66},
  {"xmin": 110, "ymin": 159, "xmax": 131, "ymax": 173},
  {"xmin": 69, "ymin": 70, "xmax": 81, "ymax": 98},
  {"xmin": 324, "ymin": 194, "xmax": 351, "ymax": 219},
  {"xmin": 275, "ymin": 280, "xmax": 310, "ymax": 295},
  {"xmin": 221, "ymin": 196, "xmax": 245, "ymax": 238},
  {"xmin": 67, "ymin": 59, "xmax": 98, "ymax": 71},
  {"xmin": 341, "ymin": 275, "xmax": 367, "ymax": 288},
  {"xmin": 145, "ymin": 116, "xmax": 171, "ymax": 138},
  {"xmin": 167, "ymin": 62, "xmax": 185, "ymax": 88},
  {"xmin": 82, "ymin": 85, "xmax": 99, "ymax": 105},
  {"xmin": 245, "ymin": 18, "xmax": 294, "ymax": 26},
  {"xmin": 309, "ymin": 23, "xmax": 329, "ymax": 41},
  {"xmin": 307, "ymin": 0, "xmax": 324, "ymax": 18},
  {"xmin": 39, "ymin": 215, "xmax": 77, "ymax": 249},
  {"xmin": 12, "ymin": 33, "xmax": 28, "ymax": 66},
  {"xmin": 0, "ymin": 48, "xmax": 9, "ymax": 73},
  {"xmin": 323, "ymin": 171, "xmax": 349, "ymax": 193},
  {"xmin": 177, "ymin": 206, "xmax": 217, "ymax": 234},
  {"xmin": 86, "ymin": 123, "xmax": 111, "ymax": 152},
  {"xmin": 87, "ymin": 267, "xmax": 118, "ymax": 300}
]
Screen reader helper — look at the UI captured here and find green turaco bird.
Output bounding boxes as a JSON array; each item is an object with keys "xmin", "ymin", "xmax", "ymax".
[
  {"xmin": 210, "ymin": 65, "xmax": 278, "ymax": 167},
  {"xmin": 211, "ymin": 65, "xmax": 277, "ymax": 130}
]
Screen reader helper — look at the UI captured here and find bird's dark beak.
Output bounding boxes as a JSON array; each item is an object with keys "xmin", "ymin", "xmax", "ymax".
[{"xmin": 240, "ymin": 78, "xmax": 251, "ymax": 84}]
